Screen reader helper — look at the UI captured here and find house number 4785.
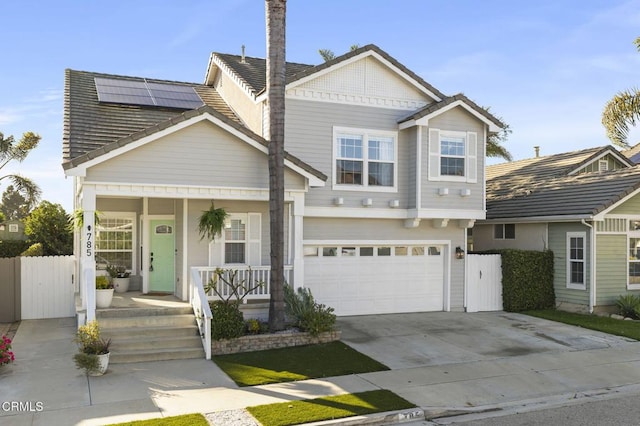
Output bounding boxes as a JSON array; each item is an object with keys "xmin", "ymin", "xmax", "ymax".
[{"xmin": 86, "ymin": 225, "xmax": 93, "ymax": 257}]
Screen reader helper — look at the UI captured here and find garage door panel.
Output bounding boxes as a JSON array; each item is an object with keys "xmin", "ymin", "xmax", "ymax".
[{"xmin": 304, "ymin": 245, "xmax": 445, "ymax": 316}]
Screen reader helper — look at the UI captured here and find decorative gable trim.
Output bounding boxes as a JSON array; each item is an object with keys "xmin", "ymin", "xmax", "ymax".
[
  {"xmin": 206, "ymin": 53, "xmax": 257, "ymax": 100},
  {"xmin": 566, "ymin": 148, "xmax": 633, "ymax": 176},
  {"xmin": 285, "ymin": 88, "xmax": 429, "ymax": 110},
  {"xmin": 400, "ymin": 99, "xmax": 502, "ymax": 132}
]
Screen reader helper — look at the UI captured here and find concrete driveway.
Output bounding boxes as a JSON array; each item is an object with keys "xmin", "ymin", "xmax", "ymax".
[{"xmin": 338, "ymin": 311, "xmax": 636, "ymax": 369}]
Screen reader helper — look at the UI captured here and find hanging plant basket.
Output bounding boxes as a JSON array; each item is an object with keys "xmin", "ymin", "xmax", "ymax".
[{"xmin": 198, "ymin": 203, "xmax": 229, "ymax": 241}]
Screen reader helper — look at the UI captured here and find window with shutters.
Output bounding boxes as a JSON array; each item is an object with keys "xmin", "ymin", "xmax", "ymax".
[
  {"xmin": 428, "ymin": 129, "xmax": 477, "ymax": 183},
  {"xmin": 333, "ymin": 127, "xmax": 397, "ymax": 192},
  {"xmin": 209, "ymin": 213, "xmax": 262, "ymax": 266}
]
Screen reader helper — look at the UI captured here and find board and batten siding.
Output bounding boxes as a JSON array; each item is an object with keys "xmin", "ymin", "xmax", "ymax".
[
  {"xmin": 285, "ymin": 99, "xmax": 411, "ymax": 208},
  {"xmin": 421, "ymin": 108, "xmax": 485, "ymax": 212},
  {"xmin": 303, "ymin": 217, "xmax": 466, "ymax": 310},
  {"xmin": 86, "ymin": 120, "xmax": 305, "ymax": 190},
  {"xmin": 595, "ymin": 234, "xmax": 630, "ymax": 306},
  {"xmin": 548, "ymin": 222, "xmax": 590, "ymax": 307}
]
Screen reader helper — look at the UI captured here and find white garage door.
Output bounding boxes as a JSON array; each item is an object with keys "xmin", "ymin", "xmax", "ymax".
[{"xmin": 304, "ymin": 244, "xmax": 445, "ymax": 316}]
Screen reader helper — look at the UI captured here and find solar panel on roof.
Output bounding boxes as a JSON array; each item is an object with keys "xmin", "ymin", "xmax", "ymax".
[{"xmin": 94, "ymin": 77, "xmax": 204, "ymax": 109}]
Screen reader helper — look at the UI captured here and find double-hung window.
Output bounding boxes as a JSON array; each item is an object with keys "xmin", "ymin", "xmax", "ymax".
[
  {"xmin": 566, "ymin": 232, "xmax": 586, "ymax": 290},
  {"xmin": 334, "ymin": 127, "xmax": 397, "ymax": 191},
  {"xmin": 494, "ymin": 224, "xmax": 515, "ymax": 240},
  {"xmin": 224, "ymin": 216, "xmax": 246, "ymax": 264},
  {"xmin": 428, "ymin": 129, "xmax": 477, "ymax": 182},
  {"xmin": 217, "ymin": 213, "xmax": 261, "ymax": 266}
]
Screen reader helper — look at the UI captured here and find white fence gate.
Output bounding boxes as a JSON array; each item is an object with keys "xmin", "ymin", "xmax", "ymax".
[
  {"xmin": 21, "ymin": 256, "xmax": 76, "ymax": 319},
  {"xmin": 466, "ymin": 254, "xmax": 502, "ymax": 312}
]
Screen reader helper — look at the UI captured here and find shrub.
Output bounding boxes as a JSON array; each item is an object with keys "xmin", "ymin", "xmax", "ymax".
[
  {"xmin": 21, "ymin": 242, "xmax": 43, "ymax": 256},
  {"xmin": 284, "ymin": 284, "xmax": 336, "ymax": 336},
  {"xmin": 245, "ymin": 318, "xmax": 261, "ymax": 335},
  {"xmin": 210, "ymin": 300, "xmax": 245, "ymax": 340},
  {"xmin": 0, "ymin": 240, "xmax": 30, "ymax": 258},
  {"xmin": 616, "ymin": 294, "xmax": 640, "ymax": 319},
  {"xmin": 95, "ymin": 275, "xmax": 112, "ymax": 289}
]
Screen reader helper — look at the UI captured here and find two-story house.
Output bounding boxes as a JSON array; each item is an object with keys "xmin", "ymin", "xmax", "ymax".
[{"xmin": 63, "ymin": 44, "xmax": 503, "ymax": 322}]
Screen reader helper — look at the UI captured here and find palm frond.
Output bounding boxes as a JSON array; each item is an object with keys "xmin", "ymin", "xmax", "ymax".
[
  {"xmin": 4, "ymin": 175, "xmax": 41, "ymax": 209},
  {"xmin": 602, "ymin": 88, "xmax": 640, "ymax": 148}
]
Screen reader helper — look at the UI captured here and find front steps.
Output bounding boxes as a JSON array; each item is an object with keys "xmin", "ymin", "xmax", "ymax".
[{"xmin": 97, "ymin": 305, "xmax": 205, "ymax": 363}]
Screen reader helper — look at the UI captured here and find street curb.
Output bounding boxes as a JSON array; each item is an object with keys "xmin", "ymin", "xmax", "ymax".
[{"xmin": 303, "ymin": 408, "xmax": 425, "ymax": 426}]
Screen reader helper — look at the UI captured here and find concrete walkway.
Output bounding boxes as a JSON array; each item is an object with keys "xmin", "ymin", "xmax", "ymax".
[{"xmin": 1, "ymin": 314, "xmax": 640, "ymax": 425}]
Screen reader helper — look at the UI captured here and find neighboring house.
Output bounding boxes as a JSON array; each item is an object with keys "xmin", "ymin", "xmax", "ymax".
[
  {"xmin": 474, "ymin": 145, "xmax": 640, "ymax": 313},
  {"xmin": 63, "ymin": 44, "xmax": 503, "ymax": 320},
  {"xmin": 0, "ymin": 220, "xmax": 26, "ymax": 241}
]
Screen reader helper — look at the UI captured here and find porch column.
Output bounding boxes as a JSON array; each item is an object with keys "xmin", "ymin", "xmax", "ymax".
[
  {"xmin": 142, "ymin": 197, "xmax": 149, "ymax": 293},
  {"xmin": 291, "ymin": 192, "xmax": 305, "ymax": 287},
  {"xmin": 81, "ymin": 185, "xmax": 97, "ymax": 322}
]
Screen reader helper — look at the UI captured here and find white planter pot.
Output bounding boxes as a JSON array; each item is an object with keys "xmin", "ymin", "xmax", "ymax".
[
  {"xmin": 89, "ymin": 352, "xmax": 110, "ymax": 376},
  {"xmin": 96, "ymin": 289, "xmax": 114, "ymax": 308},
  {"xmin": 113, "ymin": 277, "xmax": 130, "ymax": 293}
]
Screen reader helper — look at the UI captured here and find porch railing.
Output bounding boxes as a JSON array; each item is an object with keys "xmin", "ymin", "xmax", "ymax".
[
  {"xmin": 193, "ymin": 265, "xmax": 293, "ymax": 302},
  {"xmin": 189, "ymin": 267, "xmax": 212, "ymax": 360}
]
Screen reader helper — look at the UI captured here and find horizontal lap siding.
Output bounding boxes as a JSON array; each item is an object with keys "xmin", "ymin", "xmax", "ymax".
[
  {"xmin": 422, "ymin": 109, "xmax": 485, "ymax": 211},
  {"xmin": 285, "ymin": 99, "xmax": 410, "ymax": 208},
  {"xmin": 303, "ymin": 217, "xmax": 465, "ymax": 310},
  {"xmin": 548, "ymin": 222, "xmax": 590, "ymax": 306},
  {"xmin": 86, "ymin": 121, "xmax": 305, "ymax": 190},
  {"xmin": 596, "ymin": 234, "xmax": 629, "ymax": 305}
]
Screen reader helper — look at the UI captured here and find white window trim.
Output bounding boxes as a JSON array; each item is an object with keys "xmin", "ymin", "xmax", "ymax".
[
  {"xmin": 428, "ymin": 128, "xmax": 478, "ymax": 183},
  {"xmin": 599, "ymin": 159, "xmax": 609, "ymax": 172},
  {"xmin": 8, "ymin": 224, "xmax": 18, "ymax": 233},
  {"xmin": 627, "ymin": 225, "xmax": 640, "ymax": 289},
  {"xmin": 219, "ymin": 212, "xmax": 262, "ymax": 266},
  {"xmin": 332, "ymin": 126, "xmax": 398, "ymax": 193},
  {"xmin": 566, "ymin": 231, "xmax": 586, "ymax": 290},
  {"xmin": 95, "ymin": 211, "xmax": 137, "ymax": 273}
]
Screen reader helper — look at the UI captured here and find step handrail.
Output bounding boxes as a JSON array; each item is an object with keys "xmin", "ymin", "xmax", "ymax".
[{"xmin": 189, "ymin": 267, "xmax": 212, "ymax": 359}]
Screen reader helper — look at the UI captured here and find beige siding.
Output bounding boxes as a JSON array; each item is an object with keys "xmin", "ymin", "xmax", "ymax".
[
  {"xmin": 473, "ymin": 223, "xmax": 548, "ymax": 251},
  {"xmin": 286, "ymin": 99, "xmax": 411, "ymax": 207},
  {"xmin": 595, "ymin": 234, "xmax": 629, "ymax": 306},
  {"xmin": 303, "ymin": 217, "xmax": 466, "ymax": 310},
  {"xmin": 609, "ymin": 192, "xmax": 640, "ymax": 215},
  {"xmin": 421, "ymin": 108, "xmax": 485, "ymax": 212},
  {"xmin": 214, "ymin": 72, "xmax": 263, "ymax": 135},
  {"xmin": 548, "ymin": 222, "xmax": 590, "ymax": 307},
  {"xmin": 86, "ymin": 120, "xmax": 305, "ymax": 190}
]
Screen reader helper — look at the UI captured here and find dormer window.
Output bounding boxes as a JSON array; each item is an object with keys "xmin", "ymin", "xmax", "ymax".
[
  {"xmin": 333, "ymin": 127, "xmax": 397, "ymax": 192},
  {"xmin": 428, "ymin": 129, "xmax": 477, "ymax": 183}
]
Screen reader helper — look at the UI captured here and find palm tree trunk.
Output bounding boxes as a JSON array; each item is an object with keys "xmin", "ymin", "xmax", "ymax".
[{"xmin": 266, "ymin": 0, "xmax": 287, "ymax": 331}]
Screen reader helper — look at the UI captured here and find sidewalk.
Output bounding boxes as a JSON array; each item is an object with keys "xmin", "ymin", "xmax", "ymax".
[{"xmin": 2, "ymin": 318, "xmax": 640, "ymax": 425}]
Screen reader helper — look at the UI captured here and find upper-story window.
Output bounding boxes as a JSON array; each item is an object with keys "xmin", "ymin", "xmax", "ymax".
[
  {"xmin": 333, "ymin": 127, "xmax": 397, "ymax": 192},
  {"xmin": 428, "ymin": 129, "xmax": 477, "ymax": 183}
]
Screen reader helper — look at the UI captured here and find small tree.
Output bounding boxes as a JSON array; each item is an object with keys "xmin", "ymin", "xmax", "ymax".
[
  {"xmin": 0, "ymin": 132, "xmax": 41, "ymax": 210},
  {"xmin": 1, "ymin": 185, "xmax": 31, "ymax": 220},
  {"xmin": 24, "ymin": 201, "xmax": 72, "ymax": 255}
]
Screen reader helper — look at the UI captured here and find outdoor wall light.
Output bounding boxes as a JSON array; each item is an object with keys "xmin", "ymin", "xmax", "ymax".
[{"xmin": 455, "ymin": 246, "xmax": 465, "ymax": 259}]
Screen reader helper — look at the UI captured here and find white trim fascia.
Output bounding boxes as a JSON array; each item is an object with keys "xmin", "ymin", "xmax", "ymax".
[
  {"xmin": 410, "ymin": 208, "xmax": 486, "ymax": 220},
  {"xmin": 87, "ymin": 181, "xmax": 305, "ymax": 201},
  {"xmin": 593, "ymin": 186, "xmax": 640, "ymax": 220},
  {"xmin": 567, "ymin": 149, "xmax": 633, "ymax": 176},
  {"xmin": 206, "ymin": 54, "xmax": 257, "ymax": 100},
  {"xmin": 257, "ymin": 50, "xmax": 443, "ymax": 104},
  {"xmin": 413, "ymin": 100, "xmax": 502, "ymax": 133},
  {"xmin": 303, "ymin": 206, "xmax": 486, "ymax": 220},
  {"xmin": 64, "ymin": 112, "xmax": 324, "ymax": 186},
  {"xmin": 479, "ymin": 214, "xmax": 593, "ymax": 224},
  {"xmin": 285, "ymin": 89, "xmax": 428, "ymax": 111}
]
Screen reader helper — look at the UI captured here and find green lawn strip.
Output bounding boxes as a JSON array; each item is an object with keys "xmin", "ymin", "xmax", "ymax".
[
  {"xmin": 107, "ymin": 413, "xmax": 208, "ymax": 426},
  {"xmin": 213, "ymin": 341, "xmax": 389, "ymax": 387},
  {"xmin": 524, "ymin": 309, "xmax": 640, "ymax": 340},
  {"xmin": 246, "ymin": 389, "xmax": 416, "ymax": 426}
]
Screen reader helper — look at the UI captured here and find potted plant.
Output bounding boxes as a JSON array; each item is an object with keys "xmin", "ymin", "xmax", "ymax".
[
  {"xmin": 73, "ymin": 320, "xmax": 111, "ymax": 376},
  {"xmin": 106, "ymin": 264, "xmax": 131, "ymax": 293},
  {"xmin": 95, "ymin": 275, "xmax": 114, "ymax": 308}
]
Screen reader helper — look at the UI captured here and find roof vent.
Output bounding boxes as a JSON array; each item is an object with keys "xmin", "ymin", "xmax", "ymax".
[
  {"xmin": 241, "ymin": 45, "xmax": 246, "ymax": 63},
  {"xmin": 534, "ymin": 146, "xmax": 540, "ymax": 157}
]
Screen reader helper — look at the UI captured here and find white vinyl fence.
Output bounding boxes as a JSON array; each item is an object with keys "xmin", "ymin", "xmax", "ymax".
[
  {"xmin": 21, "ymin": 256, "xmax": 76, "ymax": 319},
  {"xmin": 466, "ymin": 254, "xmax": 503, "ymax": 312}
]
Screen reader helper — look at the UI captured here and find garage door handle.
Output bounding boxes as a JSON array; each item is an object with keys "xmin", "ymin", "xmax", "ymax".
[{"xmin": 479, "ymin": 270, "xmax": 482, "ymax": 279}]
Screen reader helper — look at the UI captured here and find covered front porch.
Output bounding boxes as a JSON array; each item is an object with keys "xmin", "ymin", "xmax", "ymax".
[{"xmin": 74, "ymin": 185, "xmax": 306, "ymax": 325}]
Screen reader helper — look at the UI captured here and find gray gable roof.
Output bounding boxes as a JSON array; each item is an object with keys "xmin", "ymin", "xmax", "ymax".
[
  {"xmin": 486, "ymin": 146, "xmax": 640, "ymax": 220},
  {"xmin": 211, "ymin": 44, "xmax": 448, "ymax": 100},
  {"xmin": 62, "ymin": 69, "xmax": 326, "ymax": 181}
]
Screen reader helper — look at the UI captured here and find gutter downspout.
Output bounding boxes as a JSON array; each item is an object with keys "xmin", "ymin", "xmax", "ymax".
[{"xmin": 582, "ymin": 219, "xmax": 595, "ymax": 313}]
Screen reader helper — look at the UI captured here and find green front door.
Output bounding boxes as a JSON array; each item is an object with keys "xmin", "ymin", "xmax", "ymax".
[{"xmin": 149, "ymin": 219, "xmax": 175, "ymax": 293}]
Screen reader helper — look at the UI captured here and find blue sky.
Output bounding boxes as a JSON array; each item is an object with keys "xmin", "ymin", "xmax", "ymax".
[{"xmin": 2, "ymin": 0, "xmax": 640, "ymax": 212}]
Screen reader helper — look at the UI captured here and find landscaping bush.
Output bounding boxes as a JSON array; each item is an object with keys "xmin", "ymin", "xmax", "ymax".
[
  {"xmin": 0, "ymin": 240, "xmax": 29, "ymax": 258},
  {"xmin": 615, "ymin": 294, "xmax": 640, "ymax": 319},
  {"xmin": 21, "ymin": 242, "xmax": 43, "ymax": 256},
  {"xmin": 209, "ymin": 300, "xmax": 245, "ymax": 340},
  {"xmin": 284, "ymin": 284, "xmax": 336, "ymax": 336},
  {"xmin": 481, "ymin": 249, "xmax": 555, "ymax": 312}
]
